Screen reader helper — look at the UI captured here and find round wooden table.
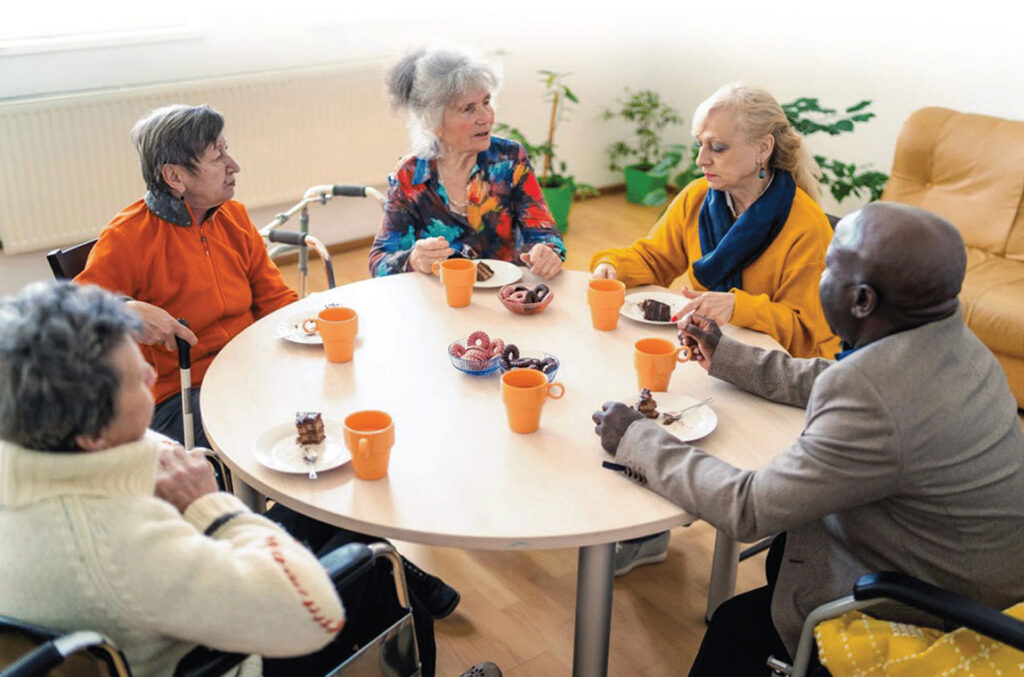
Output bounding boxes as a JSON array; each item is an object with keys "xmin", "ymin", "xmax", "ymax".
[{"xmin": 201, "ymin": 269, "xmax": 806, "ymax": 676}]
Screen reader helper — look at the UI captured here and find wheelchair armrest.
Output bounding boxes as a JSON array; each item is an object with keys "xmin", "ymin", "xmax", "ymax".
[
  {"xmin": 854, "ymin": 571, "xmax": 1024, "ymax": 652},
  {"xmin": 319, "ymin": 543, "xmax": 375, "ymax": 591}
]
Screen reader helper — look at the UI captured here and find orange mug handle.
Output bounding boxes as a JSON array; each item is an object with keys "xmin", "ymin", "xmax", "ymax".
[
  {"xmin": 301, "ymin": 318, "xmax": 318, "ymax": 335},
  {"xmin": 431, "ymin": 261, "xmax": 442, "ymax": 276},
  {"xmin": 358, "ymin": 438, "xmax": 369, "ymax": 457},
  {"xmin": 546, "ymin": 382, "xmax": 566, "ymax": 399},
  {"xmin": 676, "ymin": 346, "xmax": 692, "ymax": 363}
]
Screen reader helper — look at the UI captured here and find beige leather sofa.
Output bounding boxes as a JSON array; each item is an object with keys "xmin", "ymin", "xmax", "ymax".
[{"xmin": 883, "ymin": 107, "xmax": 1024, "ymax": 409}]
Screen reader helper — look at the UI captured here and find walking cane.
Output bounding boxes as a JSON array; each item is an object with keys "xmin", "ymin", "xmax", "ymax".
[{"xmin": 174, "ymin": 318, "xmax": 194, "ymax": 451}]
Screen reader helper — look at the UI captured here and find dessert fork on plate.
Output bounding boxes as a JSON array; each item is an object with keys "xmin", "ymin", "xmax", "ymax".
[
  {"xmin": 302, "ymin": 448, "xmax": 318, "ymax": 480},
  {"xmin": 661, "ymin": 396, "xmax": 714, "ymax": 418}
]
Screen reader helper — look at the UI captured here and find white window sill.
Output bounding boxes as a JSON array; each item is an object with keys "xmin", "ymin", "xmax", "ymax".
[{"xmin": 0, "ymin": 27, "xmax": 201, "ymax": 57}]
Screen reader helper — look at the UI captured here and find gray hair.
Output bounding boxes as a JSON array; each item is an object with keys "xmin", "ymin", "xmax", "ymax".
[
  {"xmin": 0, "ymin": 281, "xmax": 142, "ymax": 452},
  {"xmin": 693, "ymin": 83, "xmax": 821, "ymax": 202},
  {"xmin": 385, "ymin": 46, "xmax": 501, "ymax": 158},
  {"xmin": 131, "ymin": 103, "xmax": 224, "ymax": 193}
]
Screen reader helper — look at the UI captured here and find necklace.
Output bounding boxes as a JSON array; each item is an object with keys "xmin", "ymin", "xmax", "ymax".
[{"xmin": 437, "ymin": 164, "xmax": 470, "ymax": 213}]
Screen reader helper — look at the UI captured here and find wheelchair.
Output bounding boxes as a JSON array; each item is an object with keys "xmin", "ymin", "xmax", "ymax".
[
  {"xmin": 0, "ymin": 543, "xmax": 420, "ymax": 677},
  {"xmin": 770, "ymin": 571, "xmax": 1024, "ymax": 677}
]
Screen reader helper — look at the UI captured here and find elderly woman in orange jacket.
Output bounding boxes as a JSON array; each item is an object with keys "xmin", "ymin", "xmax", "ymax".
[{"xmin": 592, "ymin": 83, "xmax": 840, "ymax": 361}]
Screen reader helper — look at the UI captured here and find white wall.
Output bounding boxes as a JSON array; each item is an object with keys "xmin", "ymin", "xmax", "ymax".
[{"xmin": 3, "ymin": 0, "xmax": 1022, "ymax": 294}]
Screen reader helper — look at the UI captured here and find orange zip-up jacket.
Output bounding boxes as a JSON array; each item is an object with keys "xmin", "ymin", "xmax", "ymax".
[
  {"xmin": 76, "ymin": 197, "xmax": 298, "ymax": 405},
  {"xmin": 590, "ymin": 179, "xmax": 840, "ymax": 359}
]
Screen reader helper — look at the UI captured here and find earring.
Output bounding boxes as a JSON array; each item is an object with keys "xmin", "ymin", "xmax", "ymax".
[{"xmin": 759, "ymin": 164, "xmax": 766, "ymax": 180}]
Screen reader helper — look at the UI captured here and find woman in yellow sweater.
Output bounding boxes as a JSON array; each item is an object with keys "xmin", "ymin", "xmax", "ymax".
[
  {"xmin": 594, "ymin": 83, "xmax": 841, "ymax": 577},
  {"xmin": 592, "ymin": 83, "xmax": 840, "ymax": 361}
]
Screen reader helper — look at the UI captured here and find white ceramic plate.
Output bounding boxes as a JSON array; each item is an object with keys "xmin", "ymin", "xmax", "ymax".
[
  {"xmin": 276, "ymin": 312, "xmax": 322, "ymax": 345},
  {"xmin": 254, "ymin": 420, "xmax": 351, "ymax": 474},
  {"xmin": 474, "ymin": 259, "xmax": 523, "ymax": 288},
  {"xmin": 626, "ymin": 392, "xmax": 717, "ymax": 442},
  {"xmin": 621, "ymin": 291, "xmax": 684, "ymax": 326}
]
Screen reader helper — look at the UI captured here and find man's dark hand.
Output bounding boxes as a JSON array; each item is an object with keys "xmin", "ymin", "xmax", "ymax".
[
  {"xmin": 678, "ymin": 313, "xmax": 722, "ymax": 372},
  {"xmin": 592, "ymin": 401, "xmax": 644, "ymax": 456}
]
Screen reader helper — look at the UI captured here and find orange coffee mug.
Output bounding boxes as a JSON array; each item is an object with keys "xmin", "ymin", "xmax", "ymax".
[
  {"xmin": 315, "ymin": 307, "xmax": 358, "ymax": 363},
  {"xmin": 634, "ymin": 337, "xmax": 691, "ymax": 391},
  {"xmin": 587, "ymin": 278, "xmax": 626, "ymax": 330},
  {"xmin": 431, "ymin": 258, "xmax": 477, "ymax": 308},
  {"xmin": 343, "ymin": 410, "xmax": 394, "ymax": 480},
  {"xmin": 500, "ymin": 368, "xmax": 566, "ymax": 434}
]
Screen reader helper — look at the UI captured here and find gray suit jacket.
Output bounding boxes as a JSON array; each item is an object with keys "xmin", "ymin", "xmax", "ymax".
[{"xmin": 616, "ymin": 309, "xmax": 1024, "ymax": 654}]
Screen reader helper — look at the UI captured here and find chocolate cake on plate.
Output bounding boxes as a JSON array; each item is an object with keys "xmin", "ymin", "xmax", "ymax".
[{"xmin": 640, "ymin": 298, "xmax": 672, "ymax": 322}]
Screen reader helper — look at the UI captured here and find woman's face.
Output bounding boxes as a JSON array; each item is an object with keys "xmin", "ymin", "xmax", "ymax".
[
  {"xmin": 437, "ymin": 87, "xmax": 494, "ymax": 156},
  {"xmin": 77, "ymin": 336, "xmax": 157, "ymax": 451},
  {"xmin": 693, "ymin": 108, "xmax": 772, "ymax": 196},
  {"xmin": 178, "ymin": 134, "xmax": 240, "ymax": 211}
]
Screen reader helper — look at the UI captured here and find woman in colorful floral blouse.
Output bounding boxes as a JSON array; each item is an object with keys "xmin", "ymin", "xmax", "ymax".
[{"xmin": 370, "ymin": 46, "xmax": 566, "ymax": 279}]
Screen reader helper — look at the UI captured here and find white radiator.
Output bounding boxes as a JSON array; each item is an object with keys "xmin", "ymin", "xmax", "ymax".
[{"xmin": 0, "ymin": 62, "xmax": 405, "ymax": 254}]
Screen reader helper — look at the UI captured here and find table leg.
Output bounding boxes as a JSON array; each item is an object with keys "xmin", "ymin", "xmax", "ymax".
[
  {"xmin": 233, "ymin": 480, "xmax": 266, "ymax": 514},
  {"xmin": 573, "ymin": 543, "xmax": 615, "ymax": 677},
  {"xmin": 705, "ymin": 529, "xmax": 739, "ymax": 622}
]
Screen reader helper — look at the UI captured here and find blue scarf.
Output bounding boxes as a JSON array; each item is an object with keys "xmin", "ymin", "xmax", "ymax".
[{"xmin": 692, "ymin": 170, "xmax": 796, "ymax": 292}]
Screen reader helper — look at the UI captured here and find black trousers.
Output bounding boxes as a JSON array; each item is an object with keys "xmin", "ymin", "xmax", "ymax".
[{"xmin": 689, "ymin": 534, "xmax": 829, "ymax": 677}]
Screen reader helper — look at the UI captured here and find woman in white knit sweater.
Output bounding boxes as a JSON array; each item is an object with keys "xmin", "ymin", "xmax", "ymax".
[
  {"xmin": 0, "ymin": 282, "xmax": 502, "ymax": 677},
  {"xmin": 0, "ymin": 281, "xmax": 349, "ymax": 676}
]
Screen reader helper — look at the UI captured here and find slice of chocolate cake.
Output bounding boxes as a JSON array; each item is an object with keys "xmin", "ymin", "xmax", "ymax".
[
  {"xmin": 476, "ymin": 261, "xmax": 495, "ymax": 282},
  {"xmin": 640, "ymin": 298, "xmax": 672, "ymax": 322},
  {"xmin": 295, "ymin": 411, "xmax": 326, "ymax": 446},
  {"xmin": 636, "ymin": 388, "xmax": 659, "ymax": 419}
]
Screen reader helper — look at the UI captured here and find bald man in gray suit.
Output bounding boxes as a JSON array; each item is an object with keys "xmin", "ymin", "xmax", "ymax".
[{"xmin": 594, "ymin": 203, "xmax": 1024, "ymax": 676}]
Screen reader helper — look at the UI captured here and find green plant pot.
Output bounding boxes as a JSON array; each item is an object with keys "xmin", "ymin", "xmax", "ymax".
[
  {"xmin": 624, "ymin": 164, "xmax": 669, "ymax": 206},
  {"xmin": 542, "ymin": 181, "xmax": 574, "ymax": 232}
]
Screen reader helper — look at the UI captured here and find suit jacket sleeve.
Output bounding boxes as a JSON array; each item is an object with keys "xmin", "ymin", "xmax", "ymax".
[
  {"xmin": 709, "ymin": 334, "xmax": 833, "ymax": 408},
  {"xmin": 615, "ymin": 360, "xmax": 900, "ymax": 542}
]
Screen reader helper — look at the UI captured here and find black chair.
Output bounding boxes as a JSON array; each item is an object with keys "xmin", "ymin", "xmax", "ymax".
[
  {"xmin": 0, "ymin": 542, "xmax": 419, "ymax": 677},
  {"xmin": 46, "ymin": 239, "xmax": 98, "ymax": 280},
  {"xmin": 770, "ymin": 571, "xmax": 1024, "ymax": 677}
]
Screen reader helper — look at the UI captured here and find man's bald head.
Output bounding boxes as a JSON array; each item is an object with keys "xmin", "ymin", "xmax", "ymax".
[{"xmin": 822, "ymin": 203, "xmax": 966, "ymax": 347}]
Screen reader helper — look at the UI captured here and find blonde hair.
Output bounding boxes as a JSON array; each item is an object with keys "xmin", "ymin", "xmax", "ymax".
[{"xmin": 693, "ymin": 83, "xmax": 820, "ymax": 201}]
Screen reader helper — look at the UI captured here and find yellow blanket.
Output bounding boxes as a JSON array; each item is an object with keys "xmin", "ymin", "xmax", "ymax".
[{"xmin": 816, "ymin": 604, "xmax": 1024, "ymax": 676}]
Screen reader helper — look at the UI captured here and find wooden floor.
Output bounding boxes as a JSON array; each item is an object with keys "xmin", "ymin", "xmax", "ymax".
[{"xmin": 277, "ymin": 192, "xmax": 769, "ymax": 676}]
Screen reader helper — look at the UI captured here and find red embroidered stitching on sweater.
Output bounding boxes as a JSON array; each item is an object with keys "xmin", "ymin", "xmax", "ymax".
[{"xmin": 266, "ymin": 535, "xmax": 343, "ymax": 633}]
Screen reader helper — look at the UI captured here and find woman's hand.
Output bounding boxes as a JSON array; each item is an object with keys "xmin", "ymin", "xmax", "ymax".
[
  {"xmin": 408, "ymin": 236, "xmax": 454, "ymax": 274},
  {"xmin": 125, "ymin": 300, "xmax": 198, "ymax": 351},
  {"xmin": 676, "ymin": 289, "xmax": 735, "ymax": 327},
  {"xmin": 154, "ymin": 443, "xmax": 219, "ymax": 513},
  {"xmin": 591, "ymin": 263, "xmax": 617, "ymax": 280},
  {"xmin": 520, "ymin": 244, "xmax": 562, "ymax": 279}
]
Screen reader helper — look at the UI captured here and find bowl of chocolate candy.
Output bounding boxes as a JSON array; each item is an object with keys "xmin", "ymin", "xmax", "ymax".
[
  {"xmin": 498, "ymin": 344, "xmax": 560, "ymax": 382},
  {"xmin": 448, "ymin": 330, "xmax": 505, "ymax": 376},
  {"xmin": 498, "ymin": 283, "xmax": 554, "ymax": 315}
]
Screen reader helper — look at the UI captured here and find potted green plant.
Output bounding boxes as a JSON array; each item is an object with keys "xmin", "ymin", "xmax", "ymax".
[
  {"xmin": 672, "ymin": 98, "xmax": 889, "ymax": 204},
  {"xmin": 495, "ymin": 71, "xmax": 598, "ymax": 232},
  {"xmin": 603, "ymin": 89, "xmax": 685, "ymax": 205}
]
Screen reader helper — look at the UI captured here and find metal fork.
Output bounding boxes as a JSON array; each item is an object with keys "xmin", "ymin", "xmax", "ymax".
[
  {"xmin": 661, "ymin": 396, "xmax": 714, "ymax": 418},
  {"xmin": 302, "ymin": 448, "xmax": 319, "ymax": 480}
]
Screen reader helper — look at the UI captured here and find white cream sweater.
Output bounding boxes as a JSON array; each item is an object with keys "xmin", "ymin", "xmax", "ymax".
[{"xmin": 0, "ymin": 433, "xmax": 345, "ymax": 677}]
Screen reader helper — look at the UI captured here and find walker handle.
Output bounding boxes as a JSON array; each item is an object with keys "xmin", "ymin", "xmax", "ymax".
[
  {"xmin": 266, "ymin": 230, "xmax": 307, "ymax": 246},
  {"xmin": 333, "ymin": 185, "xmax": 367, "ymax": 197}
]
